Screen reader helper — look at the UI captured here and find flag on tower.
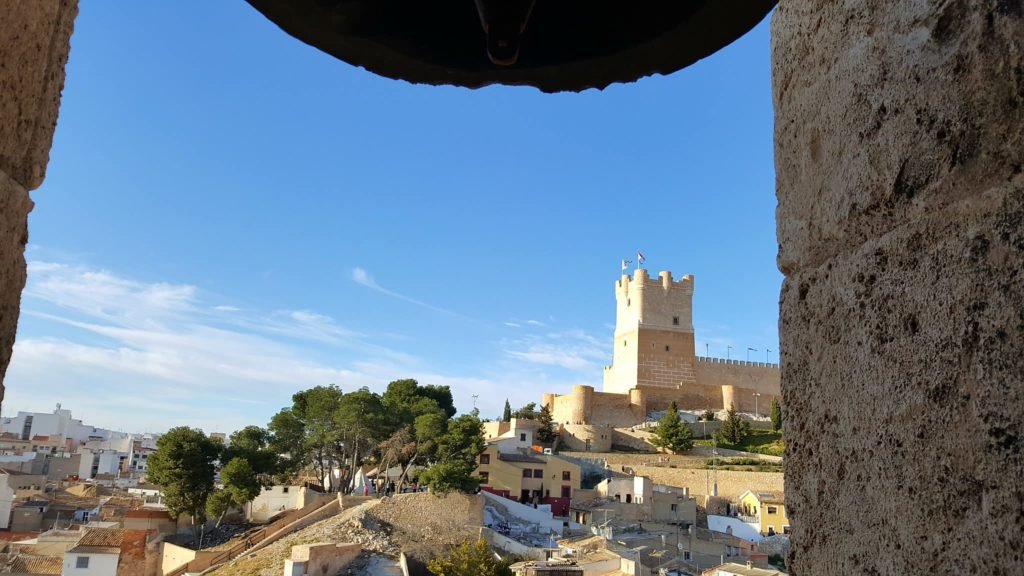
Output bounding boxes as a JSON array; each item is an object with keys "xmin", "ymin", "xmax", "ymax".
[
  {"xmin": 637, "ymin": 251, "xmax": 646, "ymax": 265},
  {"xmin": 621, "ymin": 259, "xmax": 631, "ymax": 272}
]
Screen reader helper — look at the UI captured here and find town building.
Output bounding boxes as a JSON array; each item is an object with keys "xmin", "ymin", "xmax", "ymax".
[
  {"xmin": 736, "ymin": 491, "xmax": 789, "ymax": 537},
  {"xmin": 477, "ymin": 420, "xmax": 580, "ymax": 515},
  {"xmin": 702, "ymin": 561, "xmax": 786, "ymax": 576},
  {"xmin": 0, "ymin": 468, "xmax": 46, "ymax": 529},
  {"xmin": 571, "ymin": 476, "xmax": 696, "ymax": 528},
  {"xmin": 0, "ymin": 405, "xmax": 126, "ymax": 452}
]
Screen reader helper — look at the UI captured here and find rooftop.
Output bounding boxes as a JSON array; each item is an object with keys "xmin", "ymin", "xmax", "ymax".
[
  {"xmin": 2, "ymin": 554, "xmax": 63, "ymax": 575},
  {"xmin": 496, "ymin": 452, "xmax": 546, "ymax": 464},
  {"xmin": 76, "ymin": 528, "xmax": 124, "ymax": 548},
  {"xmin": 702, "ymin": 562, "xmax": 785, "ymax": 576}
]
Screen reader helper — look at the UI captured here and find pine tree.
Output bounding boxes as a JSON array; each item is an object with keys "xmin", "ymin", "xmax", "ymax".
[
  {"xmin": 770, "ymin": 397, "xmax": 783, "ymax": 433},
  {"xmin": 502, "ymin": 399, "xmax": 512, "ymax": 422},
  {"xmin": 427, "ymin": 539, "xmax": 512, "ymax": 576},
  {"xmin": 716, "ymin": 404, "xmax": 752, "ymax": 445},
  {"xmin": 649, "ymin": 401, "xmax": 694, "ymax": 453},
  {"xmin": 536, "ymin": 404, "xmax": 557, "ymax": 444}
]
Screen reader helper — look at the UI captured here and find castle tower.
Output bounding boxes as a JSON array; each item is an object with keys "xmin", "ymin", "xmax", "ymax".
[{"xmin": 602, "ymin": 269, "xmax": 697, "ymax": 395}]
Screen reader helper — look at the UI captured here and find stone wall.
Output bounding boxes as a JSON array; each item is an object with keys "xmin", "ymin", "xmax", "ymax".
[
  {"xmin": 0, "ymin": 1, "xmax": 77, "ymax": 409},
  {"xmin": 773, "ymin": 1, "xmax": 1024, "ymax": 573},
  {"xmin": 693, "ymin": 359, "xmax": 780, "ymax": 413}
]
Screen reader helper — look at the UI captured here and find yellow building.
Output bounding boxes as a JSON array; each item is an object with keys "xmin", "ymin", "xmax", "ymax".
[
  {"xmin": 475, "ymin": 422, "xmax": 581, "ymax": 516},
  {"xmin": 737, "ymin": 491, "xmax": 789, "ymax": 536}
]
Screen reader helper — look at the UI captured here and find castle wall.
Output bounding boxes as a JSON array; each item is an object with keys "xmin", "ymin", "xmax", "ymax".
[
  {"xmin": 559, "ymin": 425, "xmax": 613, "ymax": 452},
  {"xmin": 693, "ymin": 358, "xmax": 780, "ymax": 412},
  {"xmin": 549, "ymin": 386, "xmax": 644, "ymax": 427}
]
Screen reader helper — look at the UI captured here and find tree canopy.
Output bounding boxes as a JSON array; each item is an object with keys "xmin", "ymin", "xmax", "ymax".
[
  {"xmin": 770, "ymin": 397, "xmax": 783, "ymax": 433},
  {"xmin": 716, "ymin": 404, "xmax": 752, "ymax": 445},
  {"xmin": 418, "ymin": 412, "xmax": 485, "ymax": 494},
  {"xmin": 427, "ymin": 539, "xmax": 512, "ymax": 576},
  {"xmin": 147, "ymin": 427, "xmax": 221, "ymax": 545},
  {"xmin": 649, "ymin": 401, "xmax": 694, "ymax": 453}
]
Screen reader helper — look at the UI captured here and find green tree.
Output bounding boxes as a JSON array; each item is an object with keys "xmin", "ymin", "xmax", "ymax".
[
  {"xmin": 147, "ymin": 427, "xmax": 221, "ymax": 546},
  {"xmin": 701, "ymin": 409, "xmax": 717, "ymax": 422},
  {"xmin": 336, "ymin": 387, "xmax": 391, "ymax": 492},
  {"xmin": 382, "ymin": 379, "xmax": 452, "ymax": 425},
  {"xmin": 536, "ymin": 404, "xmax": 557, "ymax": 444},
  {"xmin": 649, "ymin": 401, "xmax": 694, "ymax": 453},
  {"xmin": 418, "ymin": 413, "xmax": 485, "ymax": 494},
  {"xmin": 220, "ymin": 457, "xmax": 261, "ymax": 518},
  {"xmin": 223, "ymin": 426, "xmax": 279, "ymax": 486},
  {"xmin": 511, "ymin": 402, "xmax": 538, "ymax": 420},
  {"xmin": 716, "ymin": 404, "xmax": 752, "ymax": 445},
  {"xmin": 770, "ymin": 397, "xmax": 783, "ymax": 433},
  {"xmin": 205, "ymin": 490, "xmax": 235, "ymax": 529},
  {"xmin": 501, "ymin": 399, "xmax": 512, "ymax": 423},
  {"xmin": 269, "ymin": 385, "xmax": 344, "ymax": 490},
  {"xmin": 427, "ymin": 538, "xmax": 512, "ymax": 576}
]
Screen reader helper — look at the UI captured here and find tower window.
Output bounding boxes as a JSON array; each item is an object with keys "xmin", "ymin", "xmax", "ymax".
[
  {"xmin": 665, "ymin": 345, "xmax": 670, "ymax": 352},
  {"xmin": 627, "ymin": 298, "xmax": 631, "ymax": 306},
  {"xmin": 623, "ymin": 340, "xmax": 627, "ymax": 347},
  {"xmin": 672, "ymin": 316, "xmax": 680, "ymax": 325}
]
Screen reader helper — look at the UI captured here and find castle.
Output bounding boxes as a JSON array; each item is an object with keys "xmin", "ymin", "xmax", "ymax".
[{"xmin": 542, "ymin": 268, "xmax": 780, "ymax": 451}]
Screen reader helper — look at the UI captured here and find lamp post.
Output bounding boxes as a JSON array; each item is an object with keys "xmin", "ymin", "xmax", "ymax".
[
  {"xmin": 746, "ymin": 347, "xmax": 757, "ymax": 362},
  {"xmin": 753, "ymin": 393, "xmax": 762, "ymax": 418},
  {"xmin": 727, "ymin": 346, "xmax": 732, "ymax": 360},
  {"xmin": 765, "ymin": 348, "xmax": 772, "ymax": 363}
]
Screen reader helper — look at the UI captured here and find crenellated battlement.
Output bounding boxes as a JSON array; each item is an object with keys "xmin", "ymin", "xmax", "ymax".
[
  {"xmin": 614, "ymin": 269, "xmax": 694, "ymax": 294},
  {"xmin": 695, "ymin": 356, "xmax": 779, "ymax": 369}
]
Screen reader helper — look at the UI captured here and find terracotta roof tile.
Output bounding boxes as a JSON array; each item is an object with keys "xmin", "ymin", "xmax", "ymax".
[
  {"xmin": 77, "ymin": 527, "xmax": 124, "ymax": 548},
  {"xmin": 10, "ymin": 555, "xmax": 63, "ymax": 575}
]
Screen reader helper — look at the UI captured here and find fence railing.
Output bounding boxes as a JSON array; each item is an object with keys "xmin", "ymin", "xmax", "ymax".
[{"xmin": 163, "ymin": 495, "xmax": 336, "ymax": 576}]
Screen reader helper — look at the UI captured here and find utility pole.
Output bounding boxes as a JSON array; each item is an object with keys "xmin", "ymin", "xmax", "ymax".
[{"xmin": 753, "ymin": 393, "xmax": 762, "ymax": 418}]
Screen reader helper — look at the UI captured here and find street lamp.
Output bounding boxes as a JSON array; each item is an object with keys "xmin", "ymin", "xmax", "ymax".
[
  {"xmin": 746, "ymin": 347, "xmax": 757, "ymax": 362},
  {"xmin": 753, "ymin": 393, "xmax": 762, "ymax": 418},
  {"xmin": 726, "ymin": 346, "xmax": 732, "ymax": 360},
  {"xmin": 765, "ymin": 348, "xmax": 772, "ymax": 363}
]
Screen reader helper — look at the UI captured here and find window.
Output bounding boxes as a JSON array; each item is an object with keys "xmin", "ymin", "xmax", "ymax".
[
  {"xmin": 282, "ymin": 487, "xmax": 289, "ymax": 493},
  {"xmin": 479, "ymin": 472, "xmax": 489, "ymax": 483},
  {"xmin": 519, "ymin": 433, "xmax": 527, "ymax": 441},
  {"xmin": 783, "ymin": 525, "xmax": 792, "ymax": 535},
  {"xmin": 672, "ymin": 316, "xmax": 680, "ymax": 325},
  {"xmin": 76, "ymin": 556, "xmax": 90, "ymax": 569},
  {"xmin": 562, "ymin": 471, "xmax": 571, "ymax": 481},
  {"xmin": 767, "ymin": 506, "xmax": 778, "ymax": 514},
  {"xmin": 671, "ymin": 503, "xmax": 678, "ymax": 512},
  {"xmin": 623, "ymin": 339, "xmax": 627, "ymax": 347},
  {"xmin": 533, "ymin": 469, "xmax": 544, "ymax": 478},
  {"xmin": 561, "ymin": 485, "xmax": 571, "ymax": 497},
  {"xmin": 665, "ymin": 345, "xmax": 670, "ymax": 352},
  {"xmin": 479, "ymin": 454, "xmax": 490, "ymax": 465},
  {"xmin": 522, "ymin": 469, "xmax": 531, "ymax": 478}
]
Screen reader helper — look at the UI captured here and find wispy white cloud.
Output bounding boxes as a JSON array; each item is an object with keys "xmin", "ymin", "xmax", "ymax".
[
  {"xmin": 503, "ymin": 329, "xmax": 607, "ymax": 373},
  {"xmin": 6, "ymin": 262, "xmax": 421, "ymax": 432},
  {"xmin": 351, "ymin": 266, "xmax": 466, "ymax": 318},
  {"xmin": 504, "ymin": 322, "xmax": 521, "ymax": 328},
  {"xmin": 5, "ymin": 260, "xmax": 598, "ymax": 433},
  {"xmin": 525, "ymin": 319, "xmax": 546, "ymax": 327}
]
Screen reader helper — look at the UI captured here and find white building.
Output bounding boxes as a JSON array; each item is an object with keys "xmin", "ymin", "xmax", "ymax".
[
  {"xmin": 0, "ymin": 469, "xmax": 46, "ymax": 529},
  {"xmin": 1, "ymin": 404, "xmax": 124, "ymax": 452},
  {"xmin": 62, "ymin": 528, "xmax": 124, "ymax": 576}
]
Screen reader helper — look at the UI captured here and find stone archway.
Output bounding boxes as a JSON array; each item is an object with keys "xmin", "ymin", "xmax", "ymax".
[{"xmin": 1, "ymin": 2, "xmax": 1021, "ymax": 573}]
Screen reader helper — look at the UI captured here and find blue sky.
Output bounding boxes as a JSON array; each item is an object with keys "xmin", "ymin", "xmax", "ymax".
[{"xmin": 5, "ymin": 3, "xmax": 780, "ymax": 434}]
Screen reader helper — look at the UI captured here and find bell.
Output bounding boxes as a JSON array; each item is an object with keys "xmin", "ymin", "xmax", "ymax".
[{"xmin": 245, "ymin": 0, "xmax": 777, "ymax": 93}]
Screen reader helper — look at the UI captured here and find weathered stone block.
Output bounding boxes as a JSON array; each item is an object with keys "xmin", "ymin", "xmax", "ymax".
[
  {"xmin": 0, "ymin": 0, "xmax": 78, "ymax": 190},
  {"xmin": 781, "ymin": 183, "xmax": 1023, "ymax": 573},
  {"xmin": 0, "ymin": 170, "xmax": 33, "ymax": 402},
  {"xmin": 773, "ymin": 0, "xmax": 1023, "ymax": 274}
]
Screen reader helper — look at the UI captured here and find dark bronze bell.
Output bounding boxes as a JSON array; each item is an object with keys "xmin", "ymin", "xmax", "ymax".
[{"xmin": 245, "ymin": 0, "xmax": 776, "ymax": 93}]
